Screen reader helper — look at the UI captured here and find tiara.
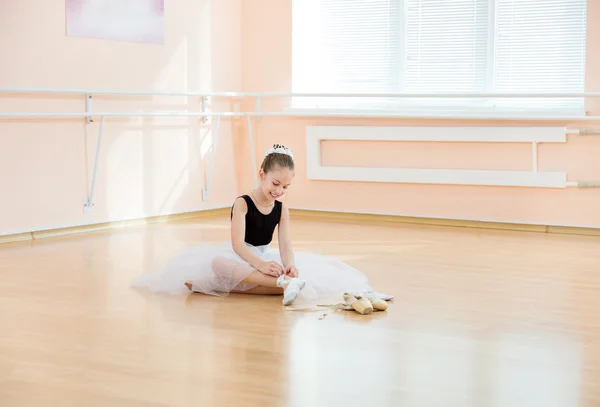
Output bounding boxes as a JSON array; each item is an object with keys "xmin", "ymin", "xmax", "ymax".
[{"xmin": 265, "ymin": 143, "xmax": 293, "ymax": 158}]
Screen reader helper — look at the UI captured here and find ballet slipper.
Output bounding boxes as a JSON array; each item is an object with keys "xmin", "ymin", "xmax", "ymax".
[
  {"xmin": 343, "ymin": 292, "xmax": 373, "ymax": 315},
  {"xmin": 364, "ymin": 290, "xmax": 394, "ymax": 301},
  {"xmin": 344, "ymin": 292, "xmax": 365, "ymax": 302},
  {"xmin": 369, "ymin": 297, "xmax": 388, "ymax": 311}
]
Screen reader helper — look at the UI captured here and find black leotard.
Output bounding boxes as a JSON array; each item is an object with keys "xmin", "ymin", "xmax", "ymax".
[{"xmin": 230, "ymin": 195, "xmax": 282, "ymax": 246}]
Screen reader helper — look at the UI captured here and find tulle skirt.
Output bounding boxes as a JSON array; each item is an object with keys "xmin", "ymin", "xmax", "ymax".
[{"xmin": 130, "ymin": 242, "xmax": 373, "ymax": 308}]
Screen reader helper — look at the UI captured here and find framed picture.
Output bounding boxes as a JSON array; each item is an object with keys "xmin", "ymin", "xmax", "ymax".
[{"xmin": 66, "ymin": 0, "xmax": 164, "ymax": 44}]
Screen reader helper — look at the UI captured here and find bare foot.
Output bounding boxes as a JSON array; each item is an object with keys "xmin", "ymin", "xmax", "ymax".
[{"xmin": 184, "ymin": 281, "xmax": 193, "ymax": 291}]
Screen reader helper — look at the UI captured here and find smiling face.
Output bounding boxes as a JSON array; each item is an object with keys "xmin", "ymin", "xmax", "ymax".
[
  {"xmin": 258, "ymin": 164, "xmax": 295, "ymax": 201},
  {"xmin": 257, "ymin": 150, "xmax": 295, "ymax": 202}
]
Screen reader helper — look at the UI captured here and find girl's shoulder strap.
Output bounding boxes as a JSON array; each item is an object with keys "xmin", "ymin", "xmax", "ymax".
[
  {"xmin": 275, "ymin": 199, "xmax": 283, "ymax": 221},
  {"xmin": 230, "ymin": 195, "xmax": 252, "ymax": 219},
  {"xmin": 239, "ymin": 195, "xmax": 255, "ymax": 210}
]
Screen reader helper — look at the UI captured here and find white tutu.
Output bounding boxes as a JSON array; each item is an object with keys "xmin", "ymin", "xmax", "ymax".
[{"xmin": 130, "ymin": 242, "xmax": 373, "ymax": 308}]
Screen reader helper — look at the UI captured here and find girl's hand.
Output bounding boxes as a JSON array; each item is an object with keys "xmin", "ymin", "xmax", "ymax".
[
  {"xmin": 258, "ymin": 261, "xmax": 284, "ymax": 277},
  {"xmin": 285, "ymin": 265, "xmax": 299, "ymax": 278}
]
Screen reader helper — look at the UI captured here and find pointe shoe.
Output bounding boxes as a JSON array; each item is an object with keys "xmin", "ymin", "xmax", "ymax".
[
  {"xmin": 343, "ymin": 292, "xmax": 373, "ymax": 315},
  {"xmin": 369, "ymin": 297, "xmax": 388, "ymax": 311},
  {"xmin": 282, "ymin": 278, "xmax": 306, "ymax": 306},
  {"xmin": 364, "ymin": 290, "xmax": 394, "ymax": 301}
]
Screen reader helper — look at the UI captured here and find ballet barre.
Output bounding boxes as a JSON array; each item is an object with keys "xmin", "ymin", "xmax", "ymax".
[
  {"xmin": 2, "ymin": 86, "xmax": 600, "ymax": 214},
  {"xmin": 3, "ymin": 111, "xmax": 600, "ymax": 120},
  {"xmin": 3, "ymin": 86, "xmax": 600, "ymax": 97}
]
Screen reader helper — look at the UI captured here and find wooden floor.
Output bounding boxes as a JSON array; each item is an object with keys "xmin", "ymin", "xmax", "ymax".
[{"xmin": 1, "ymin": 215, "xmax": 600, "ymax": 407}]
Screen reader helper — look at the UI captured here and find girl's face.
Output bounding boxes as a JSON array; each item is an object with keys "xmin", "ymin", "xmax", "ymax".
[{"xmin": 258, "ymin": 165, "xmax": 294, "ymax": 201}]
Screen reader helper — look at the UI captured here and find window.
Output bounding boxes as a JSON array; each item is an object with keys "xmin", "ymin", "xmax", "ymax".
[{"xmin": 291, "ymin": 0, "xmax": 587, "ymax": 115}]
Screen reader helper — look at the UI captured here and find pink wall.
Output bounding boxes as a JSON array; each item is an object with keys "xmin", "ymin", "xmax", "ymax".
[
  {"xmin": 0, "ymin": 0, "xmax": 242, "ymax": 235},
  {"xmin": 240, "ymin": 0, "xmax": 600, "ymax": 229},
  {"xmin": 1, "ymin": 0, "xmax": 599, "ymax": 235}
]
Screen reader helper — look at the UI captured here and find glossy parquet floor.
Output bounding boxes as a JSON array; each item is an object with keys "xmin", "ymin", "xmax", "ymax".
[{"xmin": 1, "ymin": 215, "xmax": 600, "ymax": 407}]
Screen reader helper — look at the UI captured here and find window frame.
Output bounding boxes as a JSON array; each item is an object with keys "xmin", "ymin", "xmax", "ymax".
[{"xmin": 289, "ymin": 0, "xmax": 588, "ymax": 118}]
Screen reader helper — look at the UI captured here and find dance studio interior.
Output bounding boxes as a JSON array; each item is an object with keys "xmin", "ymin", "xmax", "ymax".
[{"xmin": 1, "ymin": 1, "xmax": 599, "ymax": 406}]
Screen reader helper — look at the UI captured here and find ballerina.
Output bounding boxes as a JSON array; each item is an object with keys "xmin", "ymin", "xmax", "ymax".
[{"xmin": 131, "ymin": 143, "xmax": 392, "ymax": 308}]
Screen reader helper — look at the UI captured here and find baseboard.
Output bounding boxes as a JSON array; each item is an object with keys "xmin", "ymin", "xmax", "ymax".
[
  {"xmin": 0, "ymin": 232, "xmax": 33, "ymax": 244},
  {"xmin": 0, "ymin": 207, "xmax": 230, "ymax": 245},
  {"xmin": 2, "ymin": 206, "xmax": 599, "ymax": 245},
  {"xmin": 546, "ymin": 225, "xmax": 600, "ymax": 237},
  {"xmin": 288, "ymin": 208, "xmax": 600, "ymax": 237}
]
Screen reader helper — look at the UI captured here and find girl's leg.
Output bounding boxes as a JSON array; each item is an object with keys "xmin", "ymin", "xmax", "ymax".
[
  {"xmin": 233, "ymin": 269, "xmax": 286, "ymax": 294},
  {"xmin": 232, "ymin": 285, "xmax": 283, "ymax": 295},
  {"xmin": 237, "ymin": 269, "xmax": 284, "ymax": 288},
  {"xmin": 184, "ymin": 256, "xmax": 290, "ymax": 292},
  {"xmin": 232, "ymin": 269, "xmax": 304, "ymax": 305},
  {"xmin": 185, "ymin": 256, "xmax": 303, "ymax": 304},
  {"xmin": 184, "ymin": 270, "xmax": 285, "ymax": 294}
]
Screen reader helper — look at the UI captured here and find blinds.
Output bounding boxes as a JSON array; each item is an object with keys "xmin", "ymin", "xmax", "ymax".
[
  {"xmin": 493, "ymin": 0, "xmax": 587, "ymax": 110},
  {"xmin": 405, "ymin": 0, "xmax": 489, "ymax": 93},
  {"xmin": 292, "ymin": 0, "xmax": 401, "ymax": 108},
  {"xmin": 320, "ymin": 0, "xmax": 401, "ymax": 93},
  {"xmin": 291, "ymin": 0, "xmax": 588, "ymax": 112}
]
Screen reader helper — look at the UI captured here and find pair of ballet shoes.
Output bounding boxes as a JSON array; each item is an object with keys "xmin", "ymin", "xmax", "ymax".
[{"xmin": 341, "ymin": 292, "xmax": 388, "ymax": 315}]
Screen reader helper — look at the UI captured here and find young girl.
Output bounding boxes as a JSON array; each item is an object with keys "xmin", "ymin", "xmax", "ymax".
[{"xmin": 131, "ymin": 144, "xmax": 392, "ymax": 308}]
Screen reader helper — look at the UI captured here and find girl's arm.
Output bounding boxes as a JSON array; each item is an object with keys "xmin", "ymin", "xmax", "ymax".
[
  {"xmin": 231, "ymin": 197, "xmax": 282, "ymax": 276},
  {"xmin": 277, "ymin": 203, "xmax": 296, "ymax": 269}
]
